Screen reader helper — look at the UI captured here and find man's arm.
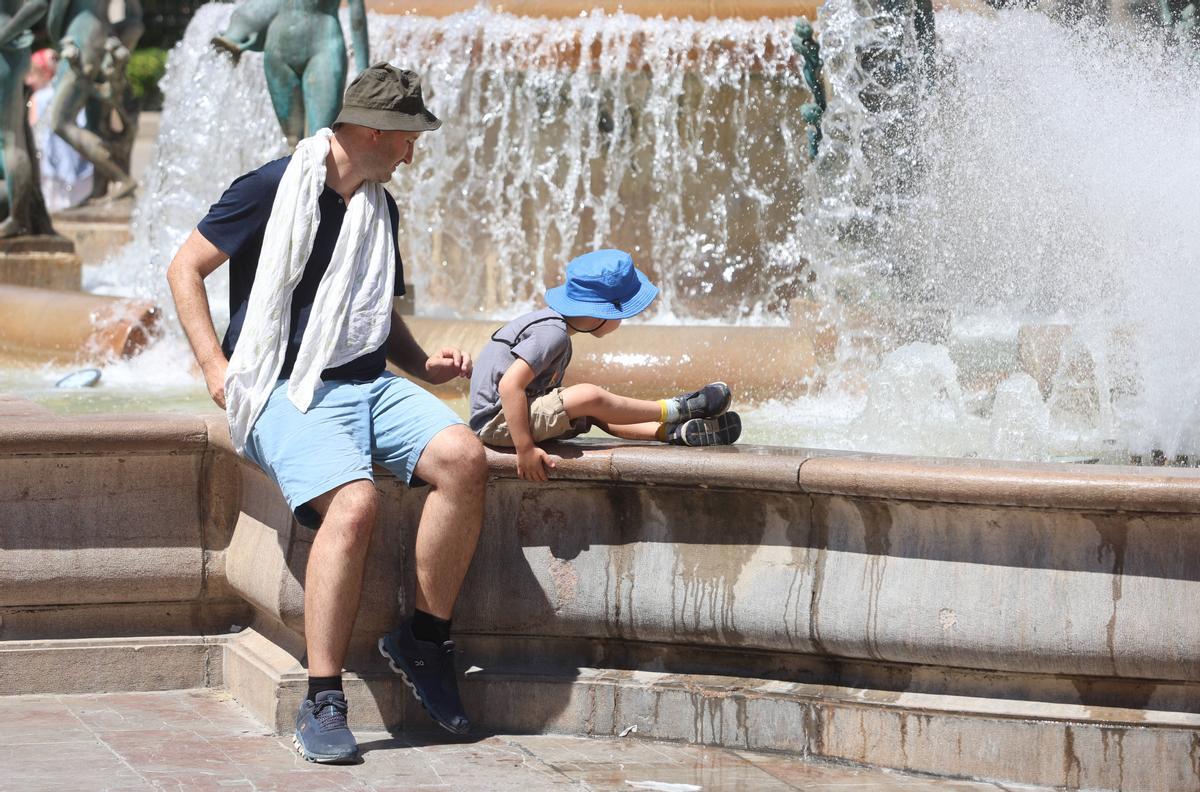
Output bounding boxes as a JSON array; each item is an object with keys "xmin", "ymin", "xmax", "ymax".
[
  {"xmin": 166, "ymin": 229, "xmax": 230, "ymax": 407},
  {"xmin": 498, "ymin": 358, "xmax": 556, "ymax": 482},
  {"xmin": 386, "ymin": 311, "xmax": 472, "ymax": 384}
]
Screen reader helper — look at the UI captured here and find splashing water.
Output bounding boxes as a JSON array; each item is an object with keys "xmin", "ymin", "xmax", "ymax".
[
  {"xmin": 88, "ymin": 5, "xmax": 811, "ymax": 325},
  {"xmin": 80, "ymin": 2, "xmax": 1200, "ymax": 462}
]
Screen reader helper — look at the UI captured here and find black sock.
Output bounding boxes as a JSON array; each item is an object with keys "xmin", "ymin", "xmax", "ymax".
[
  {"xmin": 307, "ymin": 675, "xmax": 343, "ymax": 703},
  {"xmin": 411, "ymin": 608, "xmax": 452, "ymax": 644}
]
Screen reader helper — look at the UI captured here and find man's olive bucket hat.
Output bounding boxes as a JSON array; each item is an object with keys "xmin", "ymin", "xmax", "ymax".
[{"xmin": 334, "ymin": 62, "xmax": 442, "ymax": 132}]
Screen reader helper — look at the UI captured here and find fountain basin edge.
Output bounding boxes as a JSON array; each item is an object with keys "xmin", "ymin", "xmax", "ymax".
[{"xmin": 0, "ymin": 405, "xmax": 1197, "ymax": 790}]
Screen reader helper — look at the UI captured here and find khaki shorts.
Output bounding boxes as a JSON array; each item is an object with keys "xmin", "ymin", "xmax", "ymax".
[{"xmin": 477, "ymin": 387, "xmax": 590, "ymax": 447}]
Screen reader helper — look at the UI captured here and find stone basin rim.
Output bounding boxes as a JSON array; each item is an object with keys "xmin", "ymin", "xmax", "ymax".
[{"xmin": 2, "ymin": 406, "xmax": 1199, "ymax": 513}]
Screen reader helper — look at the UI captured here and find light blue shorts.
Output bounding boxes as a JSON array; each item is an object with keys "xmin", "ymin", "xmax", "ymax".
[{"xmin": 245, "ymin": 374, "xmax": 463, "ymax": 523}]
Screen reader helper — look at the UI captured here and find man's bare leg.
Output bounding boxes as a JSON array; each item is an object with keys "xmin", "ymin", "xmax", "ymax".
[
  {"xmin": 409, "ymin": 424, "xmax": 488, "ymax": 619},
  {"xmin": 303, "ymin": 479, "xmax": 378, "ymax": 676},
  {"xmin": 377, "ymin": 424, "xmax": 486, "ymax": 736}
]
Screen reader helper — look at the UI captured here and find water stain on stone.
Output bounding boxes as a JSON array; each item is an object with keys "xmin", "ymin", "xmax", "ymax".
[
  {"xmin": 670, "ymin": 517, "xmax": 757, "ymax": 647},
  {"xmin": 1099, "ymin": 727, "xmax": 1126, "ymax": 791},
  {"xmin": 601, "ymin": 488, "xmax": 644, "ymax": 639},
  {"xmin": 808, "ymin": 496, "xmax": 831, "ymax": 656},
  {"xmin": 1088, "ymin": 515, "xmax": 1129, "ymax": 676},
  {"xmin": 1063, "ymin": 725, "xmax": 1083, "ymax": 790},
  {"xmin": 686, "ymin": 686, "xmax": 726, "ymax": 746},
  {"xmin": 782, "ymin": 494, "xmax": 818, "ymax": 650},
  {"xmin": 856, "ymin": 708, "xmax": 868, "ymax": 763},
  {"xmin": 800, "ymin": 701, "xmax": 825, "ymax": 758},
  {"xmin": 1189, "ymin": 731, "xmax": 1200, "ymax": 784},
  {"xmin": 734, "ymin": 696, "xmax": 750, "ymax": 749},
  {"xmin": 855, "ymin": 500, "xmax": 894, "ymax": 662}
]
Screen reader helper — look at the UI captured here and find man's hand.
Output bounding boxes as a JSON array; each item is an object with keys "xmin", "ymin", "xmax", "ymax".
[
  {"xmin": 424, "ymin": 347, "xmax": 472, "ymax": 384},
  {"xmin": 516, "ymin": 445, "xmax": 559, "ymax": 482},
  {"xmin": 203, "ymin": 358, "xmax": 229, "ymax": 409}
]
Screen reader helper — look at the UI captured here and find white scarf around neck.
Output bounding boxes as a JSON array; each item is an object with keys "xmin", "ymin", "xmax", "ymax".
[{"xmin": 224, "ymin": 128, "xmax": 395, "ymax": 455}]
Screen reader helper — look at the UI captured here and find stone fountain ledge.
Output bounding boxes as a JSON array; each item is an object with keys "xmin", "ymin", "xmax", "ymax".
[{"xmin": 0, "ymin": 402, "xmax": 1198, "ymax": 791}]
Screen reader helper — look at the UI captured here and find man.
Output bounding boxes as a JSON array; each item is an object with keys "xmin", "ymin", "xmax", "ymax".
[{"xmin": 166, "ymin": 64, "xmax": 486, "ymax": 764}]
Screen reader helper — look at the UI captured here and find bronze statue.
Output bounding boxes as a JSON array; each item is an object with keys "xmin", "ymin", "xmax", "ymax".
[
  {"xmin": 212, "ymin": 0, "xmax": 278, "ymax": 61},
  {"xmin": 215, "ymin": 0, "xmax": 370, "ymax": 147},
  {"xmin": 0, "ymin": 0, "xmax": 55, "ymax": 236},
  {"xmin": 44, "ymin": 0, "xmax": 137, "ymax": 200}
]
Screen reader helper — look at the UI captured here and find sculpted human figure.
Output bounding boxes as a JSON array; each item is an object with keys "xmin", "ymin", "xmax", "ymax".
[
  {"xmin": 0, "ymin": 0, "xmax": 55, "ymax": 235},
  {"xmin": 211, "ymin": 0, "xmax": 279, "ymax": 60},
  {"xmin": 111, "ymin": 0, "xmax": 141, "ymax": 51},
  {"xmin": 44, "ymin": 0, "xmax": 135, "ymax": 199},
  {"xmin": 216, "ymin": 0, "xmax": 369, "ymax": 147}
]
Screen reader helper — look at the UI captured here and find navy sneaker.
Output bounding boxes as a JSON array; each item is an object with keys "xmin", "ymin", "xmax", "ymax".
[
  {"xmin": 293, "ymin": 690, "xmax": 358, "ymax": 764},
  {"xmin": 669, "ymin": 382, "xmax": 732, "ymax": 421},
  {"xmin": 667, "ymin": 411, "xmax": 742, "ymax": 446},
  {"xmin": 378, "ymin": 621, "xmax": 470, "ymax": 735}
]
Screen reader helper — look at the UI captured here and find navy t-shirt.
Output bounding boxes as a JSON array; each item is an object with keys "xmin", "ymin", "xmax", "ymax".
[{"xmin": 197, "ymin": 156, "xmax": 406, "ymax": 382}]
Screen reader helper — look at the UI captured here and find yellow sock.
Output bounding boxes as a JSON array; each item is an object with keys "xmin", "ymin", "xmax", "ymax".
[
  {"xmin": 658, "ymin": 399, "xmax": 669, "ymax": 423},
  {"xmin": 655, "ymin": 423, "xmax": 668, "ymax": 441}
]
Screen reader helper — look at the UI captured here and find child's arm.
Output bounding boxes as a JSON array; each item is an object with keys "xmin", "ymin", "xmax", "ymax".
[{"xmin": 498, "ymin": 358, "xmax": 558, "ymax": 482}]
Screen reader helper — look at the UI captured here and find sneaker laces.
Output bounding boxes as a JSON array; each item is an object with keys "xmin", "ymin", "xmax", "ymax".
[{"xmin": 313, "ymin": 697, "xmax": 349, "ymax": 732}]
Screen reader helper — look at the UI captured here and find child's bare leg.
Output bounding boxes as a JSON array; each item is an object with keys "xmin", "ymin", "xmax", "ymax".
[
  {"xmin": 563, "ymin": 383, "xmax": 663, "ymax": 424},
  {"xmin": 593, "ymin": 420, "xmax": 662, "ymax": 441}
]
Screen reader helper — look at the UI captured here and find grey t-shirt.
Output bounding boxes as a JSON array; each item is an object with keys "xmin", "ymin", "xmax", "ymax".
[{"xmin": 469, "ymin": 308, "xmax": 572, "ymax": 432}]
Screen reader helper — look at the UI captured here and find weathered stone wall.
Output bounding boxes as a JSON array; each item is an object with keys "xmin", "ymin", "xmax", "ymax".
[{"xmin": 1, "ymin": 404, "xmax": 1198, "ymax": 789}]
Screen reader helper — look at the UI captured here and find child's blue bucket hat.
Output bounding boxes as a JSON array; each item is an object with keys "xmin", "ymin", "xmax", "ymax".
[{"xmin": 545, "ymin": 249, "xmax": 658, "ymax": 320}]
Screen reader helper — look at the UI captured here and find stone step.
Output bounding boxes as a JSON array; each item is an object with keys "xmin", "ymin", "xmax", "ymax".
[
  {"xmin": 3, "ymin": 628, "xmax": 1199, "ymax": 790},
  {"xmin": 219, "ymin": 628, "xmax": 1200, "ymax": 792},
  {"xmin": 0, "ymin": 635, "xmax": 225, "ymax": 695}
]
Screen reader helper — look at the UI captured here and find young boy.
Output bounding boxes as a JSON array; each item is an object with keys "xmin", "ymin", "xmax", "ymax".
[{"xmin": 469, "ymin": 249, "xmax": 741, "ymax": 481}]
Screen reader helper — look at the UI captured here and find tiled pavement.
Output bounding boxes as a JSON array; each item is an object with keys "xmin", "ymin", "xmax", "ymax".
[{"xmin": 0, "ymin": 690, "xmax": 1047, "ymax": 791}]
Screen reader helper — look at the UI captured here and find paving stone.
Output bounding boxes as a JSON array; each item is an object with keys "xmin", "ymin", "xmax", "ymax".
[
  {"xmin": 0, "ymin": 690, "xmax": 1055, "ymax": 791},
  {"xmin": 0, "ymin": 696, "xmax": 93, "ymax": 744}
]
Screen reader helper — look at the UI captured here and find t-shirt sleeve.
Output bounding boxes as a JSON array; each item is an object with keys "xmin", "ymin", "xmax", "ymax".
[
  {"xmin": 385, "ymin": 192, "xmax": 405, "ymax": 297},
  {"xmin": 511, "ymin": 324, "xmax": 569, "ymax": 377},
  {"xmin": 196, "ymin": 167, "xmax": 278, "ymax": 259}
]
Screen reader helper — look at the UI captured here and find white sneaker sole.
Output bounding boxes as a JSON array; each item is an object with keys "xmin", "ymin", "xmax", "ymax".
[{"xmin": 291, "ymin": 732, "xmax": 357, "ymax": 764}]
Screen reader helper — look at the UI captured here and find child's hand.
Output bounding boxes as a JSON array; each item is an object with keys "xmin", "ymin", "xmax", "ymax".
[{"xmin": 517, "ymin": 445, "xmax": 558, "ymax": 482}]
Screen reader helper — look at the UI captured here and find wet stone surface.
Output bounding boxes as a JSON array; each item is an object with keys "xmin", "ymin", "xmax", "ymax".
[{"xmin": 0, "ymin": 690, "xmax": 1049, "ymax": 791}]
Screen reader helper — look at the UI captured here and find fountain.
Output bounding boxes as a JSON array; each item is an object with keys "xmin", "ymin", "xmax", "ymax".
[
  {"xmin": 42, "ymin": 0, "xmax": 1194, "ymax": 463},
  {"xmin": 0, "ymin": 1, "xmax": 1198, "ymax": 789}
]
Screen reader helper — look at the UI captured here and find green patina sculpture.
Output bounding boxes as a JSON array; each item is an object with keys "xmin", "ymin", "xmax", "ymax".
[
  {"xmin": 214, "ymin": 0, "xmax": 369, "ymax": 147},
  {"xmin": 1175, "ymin": 3, "xmax": 1197, "ymax": 49},
  {"xmin": 0, "ymin": 0, "xmax": 55, "ymax": 236},
  {"xmin": 212, "ymin": 0, "xmax": 277, "ymax": 59},
  {"xmin": 45, "ymin": 0, "xmax": 138, "ymax": 200},
  {"xmin": 1159, "ymin": 0, "xmax": 1175, "ymax": 27},
  {"xmin": 791, "ymin": 17, "xmax": 826, "ymax": 159}
]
